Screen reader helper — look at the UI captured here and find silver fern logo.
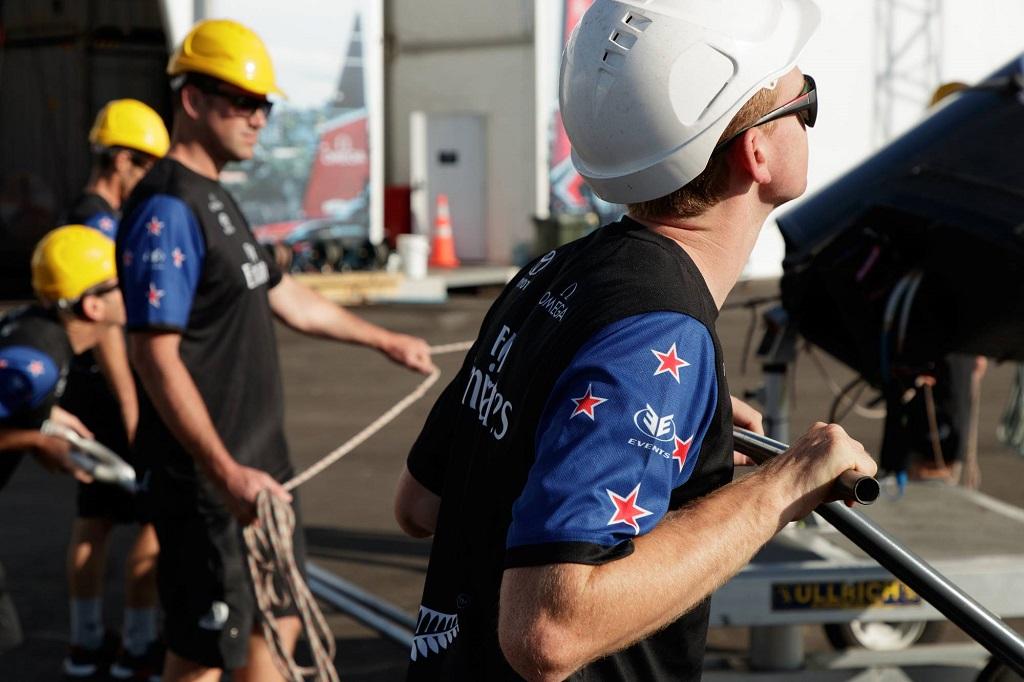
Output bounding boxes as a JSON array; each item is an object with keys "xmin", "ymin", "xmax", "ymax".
[{"xmin": 410, "ymin": 605, "xmax": 459, "ymax": 661}]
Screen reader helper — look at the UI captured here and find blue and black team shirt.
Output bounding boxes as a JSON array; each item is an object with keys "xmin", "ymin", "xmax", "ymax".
[
  {"xmin": 66, "ymin": 192, "xmax": 119, "ymax": 240},
  {"xmin": 62, "ymin": 192, "xmax": 123, "ymax": 400},
  {"xmin": 0, "ymin": 306, "xmax": 73, "ymax": 491},
  {"xmin": 116, "ymin": 158, "xmax": 288, "ymax": 511},
  {"xmin": 405, "ymin": 218, "xmax": 734, "ymax": 681}
]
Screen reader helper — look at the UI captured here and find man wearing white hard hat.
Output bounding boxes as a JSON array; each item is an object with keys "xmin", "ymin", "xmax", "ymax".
[{"xmin": 395, "ymin": 1, "xmax": 877, "ymax": 679}]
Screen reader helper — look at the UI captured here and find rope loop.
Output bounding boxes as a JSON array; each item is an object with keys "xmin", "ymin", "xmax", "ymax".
[{"xmin": 243, "ymin": 339, "xmax": 474, "ymax": 680}]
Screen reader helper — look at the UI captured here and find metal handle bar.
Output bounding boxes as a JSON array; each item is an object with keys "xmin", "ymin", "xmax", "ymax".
[
  {"xmin": 733, "ymin": 428, "xmax": 880, "ymax": 504},
  {"xmin": 733, "ymin": 427, "xmax": 1024, "ymax": 675}
]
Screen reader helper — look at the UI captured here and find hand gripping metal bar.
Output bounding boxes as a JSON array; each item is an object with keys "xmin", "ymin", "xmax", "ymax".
[
  {"xmin": 733, "ymin": 427, "xmax": 1024, "ymax": 675},
  {"xmin": 733, "ymin": 428, "xmax": 880, "ymax": 504}
]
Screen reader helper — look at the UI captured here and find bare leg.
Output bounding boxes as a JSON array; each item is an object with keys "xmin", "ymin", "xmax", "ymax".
[
  {"xmin": 235, "ymin": 616, "xmax": 302, "ymax": 682},
  {"xmin": 162, "ymin": 650, "xmax": 222, "ymax": 681},
  {"xmin": 67, "ymin": 517, "xmax": 114, "ymax": 599},
  {"xmin": 123, "ymin": 523, "xmax": 159, "ymax": 608}
]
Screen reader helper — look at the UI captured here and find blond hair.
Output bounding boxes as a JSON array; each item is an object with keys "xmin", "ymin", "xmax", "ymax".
[{"xmin": 628, "ymin": 87, "xmax": 779, "ymax": 220}]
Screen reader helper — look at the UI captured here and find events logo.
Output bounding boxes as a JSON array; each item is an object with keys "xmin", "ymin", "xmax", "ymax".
[{"xmin": 633, "ymin": 404, "xmax": 675, "ymax": 442}]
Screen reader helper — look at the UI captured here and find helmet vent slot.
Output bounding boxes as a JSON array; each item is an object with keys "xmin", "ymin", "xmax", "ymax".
[
  {"xmin": 602, "ymin": 49, "xmax": 626, "ymax": 70},
  {"xmin": 610, "ymin": 31, "xmax": 637, "ymax": 50},
  {"xmin": 623, "ymin": 13, "xmax": 651, "ymax": 31}
]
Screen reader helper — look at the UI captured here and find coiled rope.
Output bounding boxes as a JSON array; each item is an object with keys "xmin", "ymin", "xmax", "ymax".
[{"xmin": 243, "ymin": 340, "xmax": 473, "ymax": 681}]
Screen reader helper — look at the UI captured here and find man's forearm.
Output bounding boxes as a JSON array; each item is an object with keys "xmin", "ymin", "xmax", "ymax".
[
  {"xmin": 0, "ymin": 427, "xmax": 42, "ymax": 453},
  {"xmin": 306, "ymin": 298, "xmax": 389, "ymax": 347},
  {"xmin": 269, "ymin": 275, "xmax": 390, "ymax": 348},
  {"xmin": 132, "ymin": 346, "xmax": 236, "ymax": 482},
  {"xmin": 500, "ymin": 470, "xmax": 787, "ymax": 679},
  {"xmin": 94, "ymin": 326, "xmax": 139, "ymax": 441}
]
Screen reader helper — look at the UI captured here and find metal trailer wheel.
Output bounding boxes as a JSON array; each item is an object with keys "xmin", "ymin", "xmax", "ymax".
[
  {"xmin": 976, "ymin": 659, "xmax": 1024, "ymax": 682},
  {"xmin": 824, "ymin": 620, "xmax": 945, "ymax": 651}
]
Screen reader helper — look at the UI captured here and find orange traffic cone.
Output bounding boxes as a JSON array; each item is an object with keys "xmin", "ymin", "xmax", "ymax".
[{"xmin": 429, "ymin": 193, "xmax": 460, "ymax": 268}]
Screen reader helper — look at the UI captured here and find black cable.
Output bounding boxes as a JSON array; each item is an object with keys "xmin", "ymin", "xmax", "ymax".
[{"xmin": 828, "ymin": 375, "xmax": 865, "ymax": 423}]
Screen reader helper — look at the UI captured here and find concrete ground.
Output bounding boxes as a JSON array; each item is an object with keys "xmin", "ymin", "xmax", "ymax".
[{"xmin": 1, "ymin": 279, "xmax": 1022, "ymax": 680}]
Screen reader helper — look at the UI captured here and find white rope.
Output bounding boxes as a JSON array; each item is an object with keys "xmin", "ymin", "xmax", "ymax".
[
  {"xmin": 285, "ymin": 341, "xmax": 472, "ymax": 492},
  {"xmin": 244, "ymin": 339, "xmax": 474, "ymax": 681}
]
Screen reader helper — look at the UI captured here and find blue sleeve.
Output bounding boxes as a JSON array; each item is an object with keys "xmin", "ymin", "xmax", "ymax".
[
  {"xmin": 81, "ymin": 211, "xmax": 119, "ymax": 240},
  {"xmin": 505, "ymin": 311, "xmax": 719, "ymax": 565},
  {"xmin": 0, "ymin": 346, "xmax": 60, "ymax": 421},
  {"xmin": 118, "ymin": 194, "xmax": 205, "ymax": 332}
]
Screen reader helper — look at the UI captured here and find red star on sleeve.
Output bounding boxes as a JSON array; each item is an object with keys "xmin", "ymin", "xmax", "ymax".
[
  {"xmin": 569, "ymin": 383, "xmax": 608, "ymax": 420},
  {"xmin": 651, "ymin": 342, "xmax": 690, "ymax": 383},
  {"xmin": 606, "ymin": 483, "xmax": 653, "ymax": 535},
  {"xmin": 671, "ymin": 435, "xmax": 693, "ymax": 473},
  {"xmin": 147, "ymin": 283, "xmax": 165, "ymax": 308}
]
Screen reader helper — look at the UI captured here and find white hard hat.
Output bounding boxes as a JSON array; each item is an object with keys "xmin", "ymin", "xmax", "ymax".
[{"xmin": 560, "ymin": 0, "xmax": 821, "ymax": 204}]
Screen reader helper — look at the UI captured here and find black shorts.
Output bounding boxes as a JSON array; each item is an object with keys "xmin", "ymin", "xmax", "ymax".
[
  {"xmin": 153, "ymin": 491, "xmax": 306, "ymax": 670},
  {"xmin": 62, "ymin": 371, "xmax": 144, "ymax": 523}
]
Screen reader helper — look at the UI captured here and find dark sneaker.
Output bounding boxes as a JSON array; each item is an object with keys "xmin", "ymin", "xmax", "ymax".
[
  {"xmin": 63, "ymin": 630, "xmax": 119, "ymax": 679},
  {"xmin": 109, "ymin": 639, "xmax": 164, "ymax": 682}
]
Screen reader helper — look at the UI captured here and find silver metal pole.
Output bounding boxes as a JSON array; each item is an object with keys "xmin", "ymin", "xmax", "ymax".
[{"xmin": 734, "ymin": 430, "xmax": 1024, "ymax": 675}]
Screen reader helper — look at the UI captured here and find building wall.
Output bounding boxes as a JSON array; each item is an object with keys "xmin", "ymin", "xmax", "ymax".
[
  {"xmin": 0, "ymin": 0, "xmax": 167, "ymax": 296},
  {"xmin": 386, "ymin": 0, "xmax": 536, "ymax": 264}
]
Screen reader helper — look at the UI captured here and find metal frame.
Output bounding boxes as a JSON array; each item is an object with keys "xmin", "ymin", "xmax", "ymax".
[
  {"xmin": 735, "ymin": 308, "xmax": 1024, "ymax": 674},
  {"xmin": 873, "ymin": 0, "xmax": 944, "ymax": 144}
]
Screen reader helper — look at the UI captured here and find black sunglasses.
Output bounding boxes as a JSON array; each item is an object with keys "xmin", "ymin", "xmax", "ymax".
[
  {"xmin": 69, "ymin": 281, "xmax": 119, "ymax": 316},
  {"xmin": 194, "ymin": 79, "xmax": 273, "ymax": 119},
  {"xmin": 713, "ymin": 74, "xmax": 817, "ymax": 154},
  {"xmin": 83, "ymin": 281, "xmax": 120, "ymax": 298}
]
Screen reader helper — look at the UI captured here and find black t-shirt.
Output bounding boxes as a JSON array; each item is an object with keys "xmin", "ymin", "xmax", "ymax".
[
  {"xmin": 116, "ymin": 158, "xmax": 288, "ymax": 514},
  {"xmin": 406, "ymin": 218, "xmax": 734, "ymax": 680},
  {"xmin": 0, "ymin": 306, "xmax": 72, "ymax": 491},
  {"xmin": 62, "ymin": 192, "xmax": 122, "ymax": 416},
  {"xmin": 65, "ymin": 192, "xmax": 119, "ymax": 239}
]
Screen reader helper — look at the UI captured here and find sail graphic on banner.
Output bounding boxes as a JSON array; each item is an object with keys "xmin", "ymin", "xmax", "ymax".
[{"xmin": 303, "ymin": 14, "xmax": 370, "ymax": 221}]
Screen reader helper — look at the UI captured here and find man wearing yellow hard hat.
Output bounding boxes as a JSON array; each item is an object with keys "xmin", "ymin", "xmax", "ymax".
[
  {"xmin": 68, "ymin": 99, "xmax": 170, "ymax": 239},
  {"xmin": 60, "ymin": 99, "xmax": 169, "ymax": 682},
  {"xmin": 116, "ymin": 19, "xmax": 434, "ymax": 680},
  {"xmin": 0, "ymin": 226, "xmax": 127, "ymax": 660}
]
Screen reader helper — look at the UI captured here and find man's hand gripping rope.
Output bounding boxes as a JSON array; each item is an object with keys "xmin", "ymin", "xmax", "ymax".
[{"xmin": 243, "ymin": 341, "xmax": 472, "ymax": 682}]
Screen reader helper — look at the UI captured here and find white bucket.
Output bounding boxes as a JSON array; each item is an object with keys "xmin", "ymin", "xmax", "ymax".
[{"xmin": 397, "ymin": 234, "xmax": 431, "ymax": 280}]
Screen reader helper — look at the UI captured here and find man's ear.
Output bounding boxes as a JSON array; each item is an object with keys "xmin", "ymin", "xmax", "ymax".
[
  {"xmin": 732, "ymin": 128, "xmax": 772, "ymax": 185},
  {"xmin": 78, "ymin": 295, "xmax": 104, "ymax": 323},
  {"xmin": 180, "ymin": 84, "xmax": 205, "ymax": 120},
  {"xmin": 112, "ymin": 149, "xmax": 133, "ymax": 175}
]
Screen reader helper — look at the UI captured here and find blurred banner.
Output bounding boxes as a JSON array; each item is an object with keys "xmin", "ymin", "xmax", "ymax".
[
  {"xmin": 548, "ymin": 0, "xmax": 591, "ymax": 217},
  {"xmin": 302, "ymin": 15, "xmax": 369, "ymax": 224},
  {"xmin": 546, "ymin": 0, "xmax": 622, "ymax": 226},
  {"xmin": 174, "ymin": 0, "xmax": 383, "ymax": 257}
]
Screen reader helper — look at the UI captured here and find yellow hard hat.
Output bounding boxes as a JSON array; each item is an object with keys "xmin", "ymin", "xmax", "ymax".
[
  {"xmin": 89, "ymin": 99, "xmax": 170, "ymax": 158},
  {"xmin": 167, "ymin": 19, "xmax": 284, "ymax": 97},
  {"xmin": 31, "ymin": 226, "xmax": 116, "ymax": 304}
]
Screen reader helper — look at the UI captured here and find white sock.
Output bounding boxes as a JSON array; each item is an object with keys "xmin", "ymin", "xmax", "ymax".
[
  {"xmin": 122, "ymin": 608, "xmax": 158, "ymax": 656},
  {"xmin": 69, "ymin": 598, "xmax": 103, "ymax": 650}
]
